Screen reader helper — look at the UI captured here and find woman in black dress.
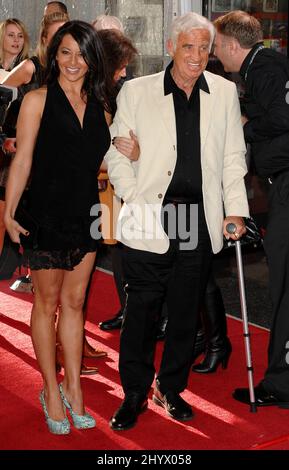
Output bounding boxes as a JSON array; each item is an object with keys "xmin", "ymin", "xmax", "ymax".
[{"xmin": 4, "ymin": 21, "xmax": 111, "ymax": 435}]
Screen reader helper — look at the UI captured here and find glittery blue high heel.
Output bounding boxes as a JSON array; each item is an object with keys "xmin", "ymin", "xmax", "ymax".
[
  {"xmin": 39, "ymin": 390, "xmax": 70, "ymax": 435},
  {"xmin": 59, "ymin": 383, "xmax": 96, "ymax": 430}
]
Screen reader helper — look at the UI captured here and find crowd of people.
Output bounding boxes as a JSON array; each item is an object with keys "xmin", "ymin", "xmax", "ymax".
[{"xmin": 1, "ymin": 0, "xmax": 289, "ymax": 435}]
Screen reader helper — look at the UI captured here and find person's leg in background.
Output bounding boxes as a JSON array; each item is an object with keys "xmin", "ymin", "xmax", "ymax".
[
  {"xmin": 192, "ymin": 268, "xmax": 231, "ymax": 373},
  {"xmin": 259, "ymin": 175, "xmax": 289, "ymax": 399},
  {"xmin": 99, "ymin": 242, "xmax": 126, "ymax": 331},
  {"xmin": 233, "ymin": 173, "xmax": 289, "ymax": 406}
]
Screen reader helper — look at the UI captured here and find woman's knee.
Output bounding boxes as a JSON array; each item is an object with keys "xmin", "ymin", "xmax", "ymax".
[
  {"xmin": 33, "ymin": 297, "xmax": 59, "ymax": 318},
  {"xmin": 60, "ymin": 289, "xmax": 86, "ymax": 312}
]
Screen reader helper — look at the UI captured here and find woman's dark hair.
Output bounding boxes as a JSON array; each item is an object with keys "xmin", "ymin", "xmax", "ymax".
[
  {"xmin": 98, "ymin": 29, "xmax": 137, "ymax": 84},
  {"xmin": 45, "ymin": 20, "xmax": 112, "ymax": 111}
]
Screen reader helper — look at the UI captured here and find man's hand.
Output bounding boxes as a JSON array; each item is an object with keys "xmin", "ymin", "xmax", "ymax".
[
  {"xmin": 112, "ymin": 130, "xmax": 140, "ymax": 161},
  {"xmin": 223, "ymin": 216, "xmax": 246, "ymax": 241}
]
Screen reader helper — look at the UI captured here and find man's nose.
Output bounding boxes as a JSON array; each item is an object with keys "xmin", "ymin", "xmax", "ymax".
[{"xmin": 190, "ymin": 48, "xmax": 201, "ymax": 61}]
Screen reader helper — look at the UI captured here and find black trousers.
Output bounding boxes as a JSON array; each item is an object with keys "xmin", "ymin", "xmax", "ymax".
[
  {"xmin": 119, "ymin": 203, "xmax": 212, "ymax": 395},
  {"xmin": 263, "ymin": 172, "xmax": 289, "ymax": 400}
]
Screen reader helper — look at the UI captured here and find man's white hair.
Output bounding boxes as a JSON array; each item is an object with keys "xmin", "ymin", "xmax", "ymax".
[
  {"xmin": 170, "ymin": 12, "xmax": 215, "ymax": 50},
  {"xmin": 92, "ymin": 14, "xmax": 124, "ymax": 32}
]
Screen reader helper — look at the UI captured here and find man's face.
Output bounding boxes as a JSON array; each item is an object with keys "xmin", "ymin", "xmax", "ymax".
[
  {"xmin": 213, "ymin": 32, "xmax": 235, "ymax": 72},
  {"xmin": 168, "ymin": 29, "xmax": 210, "ymax": 87}
]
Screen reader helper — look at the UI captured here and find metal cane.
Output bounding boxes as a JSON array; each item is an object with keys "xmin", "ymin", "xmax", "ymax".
[{"xmin": 226, "ymin": 223, "xmax": 257, "ymax": 413}]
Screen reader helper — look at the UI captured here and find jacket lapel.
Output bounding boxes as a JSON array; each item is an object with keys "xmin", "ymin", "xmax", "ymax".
[
  {"xmin": 200, "ymin": 72, "xmax": 217, "ymax": 154},
  {"xmin": 152, "ymin": 72, "xmax": 177, "ymax": 149}
]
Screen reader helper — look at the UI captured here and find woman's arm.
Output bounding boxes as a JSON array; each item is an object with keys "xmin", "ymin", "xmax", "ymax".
[
  {"xmin": 1, "ymin": 58, "xmax": 35, "ymax": 86},
  {"xmin": 4, "ymin": 89, "xmax": 45, "ymax": 243},
  {"xmin": 100, "ymin": 111, "xmax": 140, "ymax": 173}
]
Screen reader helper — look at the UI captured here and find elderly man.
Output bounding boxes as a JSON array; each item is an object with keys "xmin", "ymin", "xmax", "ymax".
[
  {"xmin": 214, "ymin": 11, "xmax": 289, "ymax": 408},
  {"xmin": 105, "ymin": 12, "xmax": 249, "ymax": 431}
]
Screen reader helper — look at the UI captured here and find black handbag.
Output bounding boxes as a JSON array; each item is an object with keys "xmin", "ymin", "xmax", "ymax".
[{"xmin": 223, "ymin": 216, "xmax": 262, "ymax": 249}]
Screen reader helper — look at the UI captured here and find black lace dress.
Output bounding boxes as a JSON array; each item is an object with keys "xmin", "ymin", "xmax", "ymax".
[{"xmin": 20, "ymin": 80, "xmax": 111, "ymax": 270}]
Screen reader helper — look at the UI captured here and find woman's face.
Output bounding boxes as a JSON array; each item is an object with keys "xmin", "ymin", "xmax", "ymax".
[
  {"xmin": 43, "ymin": 21, "xmax": 66, "ymax": 47},
  {"xmin": 3, "ymin": 23, "xmax": 24, "ymax": 58},
  {"xmin": 56, "ymin": 34, "xmax": 88, "ymax": 83}
]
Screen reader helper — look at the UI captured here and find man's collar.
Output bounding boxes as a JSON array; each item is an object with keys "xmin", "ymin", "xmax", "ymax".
[
  {"xmin": 240, "ymin": 42, "xmax": 264, "ymax": 78},
  {"xmin": 164, "ymin": 61, "xmax": 210, "ymax": 96}
]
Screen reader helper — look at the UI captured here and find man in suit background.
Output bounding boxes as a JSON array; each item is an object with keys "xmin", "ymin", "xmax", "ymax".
[
  {"xmin": 214, "ymin": 10, "xmax": 289, "ymax": 408},
  {"xmin": 105, "ymin": 12, "xmax": 249, "ymax": 431}
]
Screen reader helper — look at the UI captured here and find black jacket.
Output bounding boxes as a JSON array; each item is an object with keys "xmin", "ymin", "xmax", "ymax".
[{"xmin": 240, "ymin": 43, "xmax": 289, "ymax": 177}]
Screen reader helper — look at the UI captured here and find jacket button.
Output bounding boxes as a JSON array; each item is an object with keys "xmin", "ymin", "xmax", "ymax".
[
  {"xmin": 168, "ymin": 171, "xmax": 172, "ymax": 176},
  {"xmin": 158, "ymin": 193, "xmax": 163, "ymax": 199}
]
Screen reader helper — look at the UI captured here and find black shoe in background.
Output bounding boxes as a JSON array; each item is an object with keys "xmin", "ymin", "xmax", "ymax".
[
  {"xmin": 233, "ymin": 382, "xmax": 289, "ymax": 408},
  {"xmin": 99, "ymin": 310, "xmax": 124, "ymax": 331}
]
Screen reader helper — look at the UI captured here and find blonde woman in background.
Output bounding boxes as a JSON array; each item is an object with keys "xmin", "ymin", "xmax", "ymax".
[
  {"xmin": 2, "ymin": 11, "xmax": 69, "ymax": 93},
  {"xmin": 0, "ymin": 18, "xmax": 29, "ymax": 77},
  {"xmin": 0, "ymin": 18, "xmax": 29, "ymax": 259}
]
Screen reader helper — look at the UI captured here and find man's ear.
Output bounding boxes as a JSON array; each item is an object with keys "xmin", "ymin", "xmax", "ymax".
[
  {"xmin": 230, "ymin": 37, "xmax": 241, "ymax": 55},
  {"xmin": 166, "ymin": 39, "xmax": 174, "ymax": 57}
]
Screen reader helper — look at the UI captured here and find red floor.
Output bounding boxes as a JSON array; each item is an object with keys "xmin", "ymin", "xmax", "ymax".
[{"xmin": 1, "ymin": 269, "xmax": 289, "ymax": 451}]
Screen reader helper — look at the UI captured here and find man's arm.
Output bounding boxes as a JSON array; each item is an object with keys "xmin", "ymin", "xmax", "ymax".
[
  {"xmin": 222, "ymin": 85, "xmax": 249, "ymax": 219},
  {"xmin": 244, "ymin": 68, "xmax": 289, "ymax": 142}
]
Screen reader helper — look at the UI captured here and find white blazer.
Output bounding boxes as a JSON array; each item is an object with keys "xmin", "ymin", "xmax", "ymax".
[{"xmin": 105, "ymin": 70, "xmax": 249, "ymax": 254}]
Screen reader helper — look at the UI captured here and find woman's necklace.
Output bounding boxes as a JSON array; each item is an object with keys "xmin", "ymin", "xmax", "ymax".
[{"xmin": 71, "ymin": 100, "xmax": 82, "ymax": 110}]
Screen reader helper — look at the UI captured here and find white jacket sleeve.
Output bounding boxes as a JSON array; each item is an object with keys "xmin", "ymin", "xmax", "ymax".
[{"xmin": 104, "ymin": 81, "xmax": 138, "ymax": 203}]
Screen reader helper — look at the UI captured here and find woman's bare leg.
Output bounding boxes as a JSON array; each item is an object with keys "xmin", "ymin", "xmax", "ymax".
[
  {"xmin": 58, "ymin": 252, "xmax": 96, "ymax": 414},
  {"xmin": 31, "ymin": 268, "xmax": 65, "ymax": 421}
]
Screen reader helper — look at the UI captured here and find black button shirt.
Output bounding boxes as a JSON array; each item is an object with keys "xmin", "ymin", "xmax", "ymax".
[{"xmin": 164, "ymin": 61, "xmax": 210, "ymax": 203}]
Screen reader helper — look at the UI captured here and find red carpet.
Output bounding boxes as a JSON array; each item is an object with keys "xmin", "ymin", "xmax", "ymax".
[{"xmin": 1, "ymin": 269, "xmax": 289, "ymax": 451}]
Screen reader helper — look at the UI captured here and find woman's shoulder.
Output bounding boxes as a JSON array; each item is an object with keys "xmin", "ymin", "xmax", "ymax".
[{"xmin": 22, "ymin": 86, "xmax": 47, "ymax": 109}]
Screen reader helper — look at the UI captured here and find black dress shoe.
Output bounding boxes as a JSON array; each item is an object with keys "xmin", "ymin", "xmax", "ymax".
[
  {"xmin": 152, "ymin": 388, "xmax": 194, "ymax": 421},
  {"xmin": 99, "ymin": 310, "xmax": 123, "ymax": 331},
  {"xmin": 233, "ymin": 382, "xmax": 289, "ymax": 408},
  {"xmin": 109, "ymin": 393, "xmax": 148, "ymax": 431}
]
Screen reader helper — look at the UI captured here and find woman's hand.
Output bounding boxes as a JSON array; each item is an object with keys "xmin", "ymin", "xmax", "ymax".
[
  {"xmin": 241, "ymin": 115, "xmax": 248, "ymax": 126},
  {"xmin": 3, "ymin": 138, "xmax": 17, "ymax": 154},
  {"xmin": 4, "ymin": 215, "xmax": 28, "ymax": 244},
  {"xmin": 113, "ymin": 130, "xmax": 140, "ymax": 161}
]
